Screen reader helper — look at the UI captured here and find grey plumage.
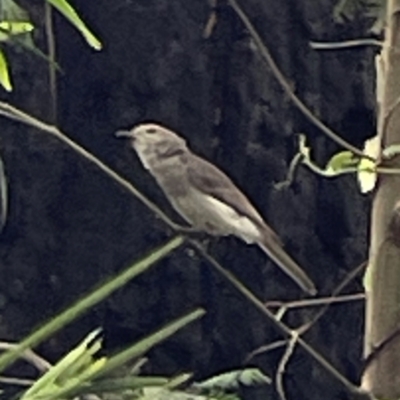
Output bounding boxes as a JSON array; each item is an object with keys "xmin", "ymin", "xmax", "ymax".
[{"xmin": 116, "ymin": 123, "xmax": 317, "ymax": 295}]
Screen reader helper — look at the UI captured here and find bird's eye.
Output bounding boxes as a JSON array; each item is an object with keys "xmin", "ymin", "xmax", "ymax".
[{"xmin": 146, "ymin": 128, "xmax": 157, "ymax": 134}]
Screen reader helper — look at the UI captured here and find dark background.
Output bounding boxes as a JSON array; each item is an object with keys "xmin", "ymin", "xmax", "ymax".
[{"xmin": 0, "ymin": 0, "xmax": 375, "ymax": 399}]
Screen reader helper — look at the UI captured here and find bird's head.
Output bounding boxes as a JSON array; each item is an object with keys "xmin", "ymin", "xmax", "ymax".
[{"xmin": 116, "ymin": 123, "xmax": 188, "ymax": 168}]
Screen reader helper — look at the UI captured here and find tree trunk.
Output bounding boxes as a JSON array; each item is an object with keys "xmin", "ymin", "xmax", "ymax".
[{"xmin": 362, "ymin": 0, "xmax": 400, "ymax": 397}]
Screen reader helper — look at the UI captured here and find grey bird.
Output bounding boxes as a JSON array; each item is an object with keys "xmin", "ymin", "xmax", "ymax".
[{"xmin": 116, "ymin": 123, "xmax": 317, "ymax": 295}]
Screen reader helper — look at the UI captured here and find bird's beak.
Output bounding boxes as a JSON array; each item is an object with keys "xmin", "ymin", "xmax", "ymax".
[{"xmin": 115, "ymin": 130, "xmax": 134, "ymax": 139}]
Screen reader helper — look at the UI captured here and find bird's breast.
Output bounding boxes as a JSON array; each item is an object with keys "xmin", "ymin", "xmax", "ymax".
[{"xmin": 151, "ymin": 160, "xmax": 190, "ymax": 198}]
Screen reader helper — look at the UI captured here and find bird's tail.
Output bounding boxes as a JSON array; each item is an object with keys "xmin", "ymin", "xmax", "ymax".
[{"xmin": 258, "ymin": 236, "xmax": 317, "ymax": 295}]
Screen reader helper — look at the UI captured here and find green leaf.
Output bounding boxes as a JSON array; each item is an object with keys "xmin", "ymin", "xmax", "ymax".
[
  {"xmin": 297, "ymin": 136, "xmax": 361, "ymax": 178},
  {"xmin": 0, "ymin": 236, "xmax": 184, "ymax": 374},
  {"xmin": 0, "ymin": 0, "xmax": 33, "ymax": 42},
  {"xmin": 46, "ymin": 0, "xmax": 102, "ymax": 50},
  {"xmin": 51, "ymin": 329, "xmax": 103, "ymax": 385},
  {"xmin": 34, "ymin": 309, "xmax": 205, "ymax": 400},
  {"xmin": 0, "ymin": 48, "xmax": 12, "ymax": 91},
  {"xmin": 96, "ymin": 309, "xmax": 206, "ymax": 380},
  {"xmin": 0, "ymin": 2, "xmax": 60, "ymax": 68},
  {"xmin": 21, "ymin": 329, "xmax": 105, "ymax": 400},
  {"xmin": 325, "ymin": 151, "xmax": 359, "ymax": 173},
  {"xmin": 193, "ymin": 368, "xmax": 271, "ymax": 391},
  {"xmin": 0, "ymin": 21, "xmax": 34, "ymax": 43}
]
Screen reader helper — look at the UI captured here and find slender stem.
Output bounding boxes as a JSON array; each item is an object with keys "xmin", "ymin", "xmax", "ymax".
[
  {"xmin": 0, "ymin": 102, "xmax": 184, "ymax": 231},
  {"xmin": 228, "ymin": 0, "xmax": 368, "ymax": 159},
  {"xmin": 188, "ymin": 239, "xmax": 361, "ymax": 393},
  {"xmin": 45, "ymin": 2, "xmax": 57, "ymax": 123},
  {"xmin": 310, "ymin": 39, "xmax": 383, "ymax": 50}
]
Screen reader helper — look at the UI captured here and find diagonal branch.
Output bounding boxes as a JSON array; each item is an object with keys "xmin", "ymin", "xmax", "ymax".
[
  {"xmin": 0, "ymin": 101, "xmax": 362, "ymax": 394},
  {"xmin": 188, "ymin": 239, "xmax": 361, "ymax": 394},
  {"xmin": 228, "ymin": 0, "xmax": 366, "ymax": 158},
  {"xmin": 0, "ymin": 102, "xmax": 189, "ymax": 233}
]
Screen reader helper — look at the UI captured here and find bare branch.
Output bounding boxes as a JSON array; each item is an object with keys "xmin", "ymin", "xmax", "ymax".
[
  {"xmin": 276, "ymin": 333, "xmax": 298, "ymax": 400},
  {"xmin": 188, "ymin": 239, "xmax": 360, "ymax": 393},
  {"xmin": 0, "ymin": 102, "xmax": 189, "ymax": 233},
  {"xmin": 0, "ymin": 342, "xmax": 51, "ymax": 372},
  {"xmin": 228, "ymin": 0, "xmax": 366, "ymax": 158},
  {"xmin": 244, "ymin": 340, "xmax": 288, "ymax": 363}
]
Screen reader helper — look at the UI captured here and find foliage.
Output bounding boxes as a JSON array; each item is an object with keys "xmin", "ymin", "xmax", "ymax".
[
  {"xmin": 0, "ymin": 236, "xmax": 185, "ymax": 373},
  {"xmin": 11, "ymin": 328, "xmax": 270, "ymax": 400},
  {"xmin": 20, "ymin": 329, "xmax": 106, "ymax": 400},
  {"xmin": 193, "ymin": 368, "xmax": 271, "ymax": 391},
  {"xmin": 285, "ymin": 135, "xmax": 400, "ymax": 195},
  {"xmin": 0, "ymin": 0, "xmax": 101, "ymax": 91},
  {"xmin": 0, "ymin": 232, "xmax": 206, "ymax": 399},
  {"xmin": 46, "ymin": 0, "xmax": 101, "ymax": 50}
]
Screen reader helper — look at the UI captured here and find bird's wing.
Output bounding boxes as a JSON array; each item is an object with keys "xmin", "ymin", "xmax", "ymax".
[
  {"xmin": 187, "ymin": 154, "xmax": 316, "ymax": 295},
  {"xmin": 186, "ymin": 154, "xmax": 281, "ymax": 242}
]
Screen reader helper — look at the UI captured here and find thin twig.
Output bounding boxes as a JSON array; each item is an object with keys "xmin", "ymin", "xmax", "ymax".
[
  {"xmin": 299, "ymin": 262, "xmax": 366, "ymax": 335},
  {"xmin": 228, "ymin": 0, "xmax": 366, "ymax": 158},
  {"xmin": 0, "ymin": 102, "xmax": 189, "ymax": 232},
  {"xmin": 276, "ymin": 333, "xmax": 298, "ymax": 400},
  {"xmin": 244, "ymin": 340, "xmax": 288, "ymax": 363},
  {"xmin": 129, "ymin": 357, "xmax": 148, "ymax": 375},
  {"xmin": 274, "ymin": 152, "xmax": 304, "ymax": 190},
  {"xmin": 188, "ymin": 239, "xmax": 360, "ymax": 393},
  {"xmin": 266, "ymin": 293, "xmax": 365, "ymax": 311},
  {"xmin": 203, "ymin": 0, "xmax": 218, "ymax": 38},
  {"xmin": 0, "ymin": 342, "xmax": 52, "ymax": 372},
  {"xmin": 0, "ymin": 376, "xmax": 35, "ymax": 386},
  {"xmin": 45, "ymin": 2, "xmax": 57, "ymax": 123},
  {"xmin": 310, "ymin": 39, "xmax": 383, "ymax": 50},
  {"xmin": 247, "ymin": 294, "xmax": 364, "ymax": 362}
]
